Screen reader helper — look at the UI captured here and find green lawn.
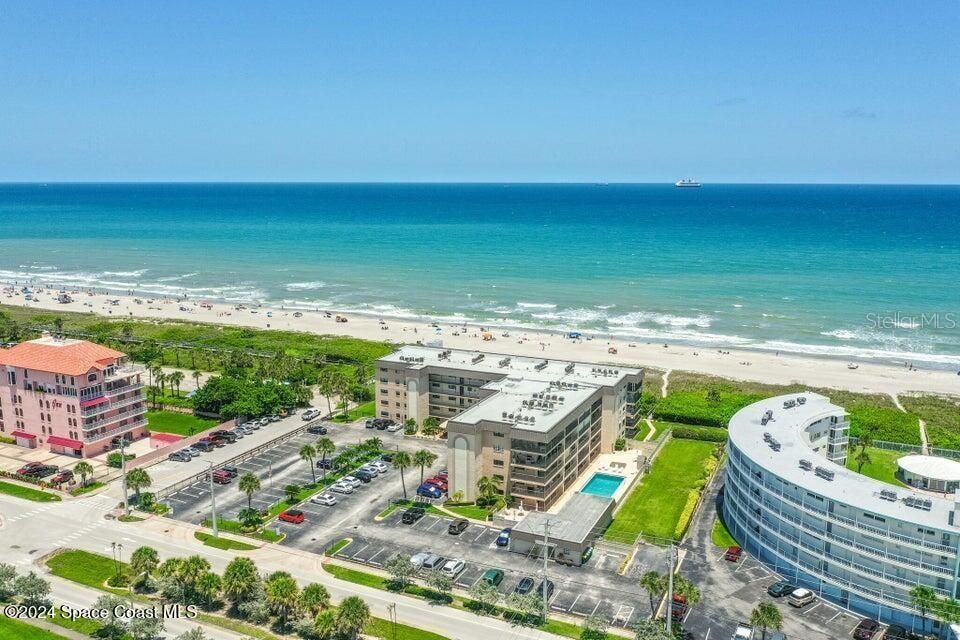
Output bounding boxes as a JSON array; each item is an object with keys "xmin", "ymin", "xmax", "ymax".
[
  {"xmin": 330, "ymin": 400, "xmax": 375, "ymax": 423},
  {"xmin": 711, "ymin": 517, "xmax": 737, "ymax": 548},
  {"xmin": 444, "ymin": 503, "xmax": 491, "ymax": 520},
  {"xmin": 69, "ymin": 481, "xmax": 105, "ymax": 496},
  {"xmin": 0, "ymin": 616, "xmax": 70, "ymax": 640},
  {"xmin": 632, "ymin": 421, "xmax": 652, "ymax": 441},
  {"xmin": 604, "ymin": 438, "xmax": 719, "ymax": 544},
  {"xmin": 901, "ymin": 394, "xmax": 960, "ymax": 450},
  {"xmin": 326, "ymin": 538, "xmax": 351, "ymax": 556},
  {"xmin": 0, "ymin": 480, "xmax": 61, "ymax": 502},
  {"xmin": 146, "ymin": 410, "xmax": 218, "ymax": 436},
  {"xmin": 846, "ymin": 446, "xmax": 906, "ymax": 487},
  {"xmin": 201, "ymin": 518, "xmax": 285, "ymax": 543},
  {"xmin": 194, "ymin": 530, "xmax": 258, "ymax": 551},
  {"xmin": 45, "ymin": 549, "xmax": 130, "ymax": 596}
]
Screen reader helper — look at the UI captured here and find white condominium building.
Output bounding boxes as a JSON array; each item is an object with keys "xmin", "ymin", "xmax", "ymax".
[
  {"xmin": 375, "ymin": 346, "xmax": 643, "ymax": 511},
  {"xmin": 724, "ymin": 392, "xmax": 960, "ymax": 635}
]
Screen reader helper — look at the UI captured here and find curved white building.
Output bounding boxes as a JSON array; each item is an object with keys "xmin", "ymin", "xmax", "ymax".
[{"xmin": 723, "ymin": 393, "xmax": 960, "ymax": 634}]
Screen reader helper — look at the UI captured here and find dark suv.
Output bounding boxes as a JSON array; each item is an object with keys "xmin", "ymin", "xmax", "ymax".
[
  {"xmin": 402, "ymin": 507, "xmax": 425, "ymax": 524},
  {"xmin": 447, "ymin": 518, "xmax": 469, "ymax": 535},
  {"xmin": 853, "ymin": 619, "xmax": 880, "ymax": 640}
]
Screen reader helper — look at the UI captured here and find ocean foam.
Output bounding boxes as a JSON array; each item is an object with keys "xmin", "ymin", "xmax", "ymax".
[{"xmin": 285, "ymin": 281, "xmax": 328, "ymax": 291}]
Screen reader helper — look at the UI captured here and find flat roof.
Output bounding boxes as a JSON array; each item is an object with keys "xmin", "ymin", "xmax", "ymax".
[
  {"xmin": 382, "ymin": 345, "xmax": 641, "ymax": 433},
  {"xmin": 898, "ymin": 455, "xmax": 960, "ymax": 483},
  {"xmin": 513, "ymin": 492, "xmax": 613, "ymax": 544},
  {"xmin": 728, "ymin": 393, "xmax": 960, "ymax": 531}
]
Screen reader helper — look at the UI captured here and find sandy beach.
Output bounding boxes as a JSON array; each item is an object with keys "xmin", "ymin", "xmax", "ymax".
[{"xmin": 3, "ymin": 286, "xmax": 958, "ymax": 397}]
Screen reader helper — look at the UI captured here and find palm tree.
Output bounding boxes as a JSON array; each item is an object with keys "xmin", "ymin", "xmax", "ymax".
[
  {"xmin": 301, "ymin": 583, "xmax": 330, "ymax": 616},
  {"xmin": 632, "ymin": 619, "xmax": 673, "ymax": 640},
  {"xmin": 265, "ymin": 571, "xmax": 301, "ymax": 630},
  {"xmin": 335, "ymin": 596, "xmax": 370, "ymax": 640},
  {"xmin": 314, "ymin": 609, "xmax": 336, "ymax": 639},
  {"xmin": 238, "ymin": 473, "xmax": 261, "ymax": 511},
  {"xmin": 168, "ymin": 370, "xmax": 185, "ymax": 397},
  {"xmin": 749, "ymin": 601, "xmax": 783, "ymax": 640},
  {"xmin": 195, "ymin": 571, "xmax": 222, "ymax": 608},
  {"xmin": 673, "ymin": 575, "xmax": 701, "ymax": 608},
  {"xmin": 334, "ymin": 372, "xmax": 352, "ymax": 419},
  {"xmin": 74, "ymin": 461, "xmax": 94, "ymax": 487},
  {"xmin": 476, "ymin": 475, "xmax": 503, "ymax": 505},
  {"xmin": 126, "ymin": 468, "xmax": 152, "ymax": 505},
  {"xmin": 854, "ymin": 446, "xmax": 872, "ymax": 473},
  {"xmin": 129, "ymin": 546, "xmax": 159, "ymax": 586},
  {"xmin": 317, "ymin": 370, "xmax": 336, "ymax": 418},
  {"xmin": 222, "ymin": 557, "xmax": 260, "ymax": 607},
  {"xmin": 639, "ymin": 571, "xmax": 666, "ymax": 615},
  {"xmin": 413, "ymin": 449, "xmax": 438, "ymax": 485},
  {"xmin": 192, "ymin": 369, "xmax": 202, "ymax": 389},
  {"xmin": 156, "ymin": 370, "xmax": 167, "ymax": 395},
  {"xmin": 316, "ymin": 438, "xmax": 336, "ymax": 481},
  {"xmin": 300, "ymin": 444, "xmax": 317, "ymax": 484},
  {"xmin": 393, "ymin": 451, "xmax": 412, "ymax": 501},
  {"xmin": 911, "ymin": 584, "xmax": 937, "ymax": 634}
]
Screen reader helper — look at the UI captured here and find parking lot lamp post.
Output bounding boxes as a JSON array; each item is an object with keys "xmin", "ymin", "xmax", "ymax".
[
  {"xmin": 542, "ymin": 520, "xmax": 551, "ymax": 622},
  {"xmin": 208, "ymin": 462, "xmax": 218, "ymax": 537},
  {"xmin": 666, "ymin": 544, "xmax": 677, "ymax": 634},
  {"xmin": 120, "ymin": 438, "xmax": 129, "ymax": 517}
]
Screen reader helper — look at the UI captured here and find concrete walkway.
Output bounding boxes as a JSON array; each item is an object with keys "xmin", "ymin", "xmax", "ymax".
[
  {"xmin": 661, "ymin": 369, "xmax": 671, "ymax": 398},
  {"xmin": 890, "ymin": 393, "xmax": 928, "ymax": 454}
]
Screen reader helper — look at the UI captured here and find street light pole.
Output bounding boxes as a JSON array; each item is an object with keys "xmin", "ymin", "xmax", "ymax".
[
  {"xmin": 208, "ymin": 462, "xmax": 218, "ymax": 537},
  {"xmin": 666, "ymin": 544, "xmax": 677, "ymax": 634},
  {"xmin": 120, "ymin": 438, "xmax": 129, "ymax": 517},
  {"xmin": 387, "ymin": 603, "xmax": 397, "ymax": 640},
  {"xmin": 542, "ymin": 519, "xmax": 551, "ymax": 622}
]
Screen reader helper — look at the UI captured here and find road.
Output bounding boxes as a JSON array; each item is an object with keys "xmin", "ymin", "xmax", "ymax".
[{"xmin": 0, "ymin": 490, "xmax": 571, "ymax": 640}]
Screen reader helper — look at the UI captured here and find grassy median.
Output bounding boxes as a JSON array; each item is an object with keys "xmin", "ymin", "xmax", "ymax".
[{"xmin": 0, "ymin": 480, "xmax": 61, "ymax": 503}]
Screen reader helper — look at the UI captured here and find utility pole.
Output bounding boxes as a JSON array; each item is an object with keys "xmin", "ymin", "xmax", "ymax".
[
  {"xmin": 542, "ymin": 519, "xmax": 551, "ymax": 622},
  {"xmin": 387, "ymin": 603, "xmax": 397, "ymax": 640},
  {"xmin": 208, "ymin": 462, "xmax": 218, "ymax": 536},
  {"xmin": 120, "ymin": 438, "xmax": 129, "ymax": 517},
  {"xmin": 666, "ymin": 544, "xmax": 677, "ymax": 634}
]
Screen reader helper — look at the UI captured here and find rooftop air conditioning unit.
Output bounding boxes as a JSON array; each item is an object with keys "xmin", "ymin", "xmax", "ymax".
[
  {"xmin": 499, "ymin": 357, "xmax": 511, "ymax": 367},
  {"xmin": 879, "ymin": 489, "xmax": 898, "ymax": 502},
  {"xmin": 783, "ymin": 399, "xmax": 797, "ymax": 409},
  {"xmin": 565, "ymin": 363, "xmax": 575, "ymax": 374},
  {"xmin": 799, "ymin": 459, "xmax": 813, "ymax": 470},
  {"xmin": 472, "ymin": 354, "xmax": 485, "ymax": 364},
  {"xmin": 797, "ymin": 396, "xmax": 807, "ymax": 405}
]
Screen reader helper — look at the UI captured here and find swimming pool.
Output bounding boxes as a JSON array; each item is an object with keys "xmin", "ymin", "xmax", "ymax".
[{"xmin": 580, "ymin": 472, "xmax": 624, "ymax": 498}]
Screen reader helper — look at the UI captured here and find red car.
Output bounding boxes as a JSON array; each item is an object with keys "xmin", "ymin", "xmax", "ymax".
[
  {"xmin": 724, "ymin": 546, "xmax": 743, "ymax": 562},
  {"xmin": 212, "ymin": 470, "xmax": 232, "ymax": 485},
  {"xmin": 426, "ymin": 476, "xmax": 448, "ymax": 491},
  {"xmin": 17, "ymin": 462, "xmax": 44, "ymax": 475},
  {"xmin": 278, "ymin": 510, "xmax": 305, "ymax": 524}
]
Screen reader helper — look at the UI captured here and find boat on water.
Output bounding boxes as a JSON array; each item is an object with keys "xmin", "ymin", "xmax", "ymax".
[{"xmin": 675, "ymin": 179, "xmax": 701, "ymax": 188}]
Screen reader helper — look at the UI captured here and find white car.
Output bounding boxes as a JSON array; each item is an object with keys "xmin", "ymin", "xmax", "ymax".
[
  {"xmin": 359, "ymin": 465, "xmax": 380, "ymax": 477},
  {"xmin": 410, "ymin": 552, "xmax": 430, "ymax": 569},
  {"xmin": 440, "ymin": 559, "xmax": 465, "ymax": 578},
  {"xmin": 367, "ymin": 461, "xmax": 389, "ymax": 473},
  {"xmin": 386, "ymin": 423, "xmax": 404, "ymax": 432},
  {"xmin": 330, "ymin": 482, "xmax": 354, "ymax": 494},
  {"xmin": 246, "ymin": 421, "xmax": 260, "ymax": 430},
  {"xmin": 340, "ymin": 476, "xmax": 362, "ymax": 488},
  {"xmin": 311, "ymin": 493, "xmax": 337, "ymax": 506}
]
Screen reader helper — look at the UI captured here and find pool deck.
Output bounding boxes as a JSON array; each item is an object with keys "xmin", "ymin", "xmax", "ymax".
[{"xmin": 546, "ymin": 449, "xmax": 645, "ymax": 514}]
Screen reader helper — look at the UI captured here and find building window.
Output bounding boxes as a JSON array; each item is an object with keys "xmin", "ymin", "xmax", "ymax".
[
  {"xmin": 493, "ymin": 459, "xmax": 504, "ymax": 467},
  {"xmin": 493, "ymin": 432, "xmax": 505, "ymax": 438},
  {"xmin": 494, "ymin": 445, "xmax": 504, "ymax": 453}
]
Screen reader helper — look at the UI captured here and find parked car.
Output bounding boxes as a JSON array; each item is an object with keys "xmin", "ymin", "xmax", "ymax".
[
  {"xmin": 211, "ymin": 430, "xmax": 237, "ymax": 443},
  {"xmin": 51, "ymin": 470, "xmax": 74, "ymax": 484},
  {"xmin": 417, "ymin": 483, "xmax": 443, "ymax": 499},
  {"xmin": 387, "ymin": 422, "xmax": 404, "ymax": 432},
  {"xmin": 259, "ymin": 417, "xmax": 271, "ymax": 426},
  {"xmin": 426, "ymin": 477, "xmax": 448, "ymax": 492},
  {"xmin": 766, "ymin": 581, "xmax": 795, "ymax": 598},
  {"xmin": 537, "ymin": 579, "xmax": 555, "ymax": 600},
  {"xmin": 853, "ymin": 619, "xmax": 881, "ymax": 640},
  {"xmin": 380, "ymin": 453, "xmax": 394, "ymax": 462},
  {"xmin": 402, "ymin": 507, "xmax": 425, "ymax": 524},
  {"xmin": 24, "ymin": 464, "xmax": 58, "ymax": 478},
  {"xmin": 358, "ymin": 465, "xmax": 379, "ymax": 477},
  {"xmin": 367, "ymin": 461, "xmax": 388, "ymax": 473},
  {"xmin": 352, "ymin": 469, "xmax": 373, "ymax": 482},
  {"xmin": 883, "ymin": 624, "xmax": 908, "ymax": 640},
  {"xmin": 168, "ymin": 450, "xmax": 192, "ymax": 462},
  {"xmin": 732, "ymin": 623, "xmax": 753, "ymax": 640},
  {"xmin": 311, "ymin": 493, "xmax": 337, "ymax": 506},
  {"xmin": 302, "ymin": 409, "xmax": 319, "ymax": 421},
  {"xmin": 340, "ymin": 476, "xmax": 362, "ymax": 488},
  {"xmin": 317, "ymin": 459, "xmax": 333, "ymax": 469},
  {"xmin": 514, "ymin": 577, "xmax": 535, "ymax": 595},
  {"xmin": 410, "ymin": 552, "xmax": 430, "ymax": 569},
  {"xmin": 184, "ymin": 445, "xmax": 203, "ymax": 456},
  {"xmin": 441, "ymin": 559, "xmax": 465, "ymax": 578},
  {"xmin": 221, "ymin": 465, "xmax": 239, "ymax": 478},
  {"xmin": 448, "ymin": 519, "xmax": 469, "ymax": 535},
  {"xmin": 421, "ymin": 554, "xmax": 446, "ymax": 570},
  {"xmin": 212, "ymin": 470, "xmax": 232, "ymax": 484},
  {"xmin": 481, "ymin": 569, "xmax": 504, "ymax": 586},
  {"xmin": 307, "ymin": 424, "xmax": 328, "ymax": 435},
  {"xmin": 365, "ymin": 419, "xmax": 376, "ymax": 429},
  {"xmin": 245, "ymin": 421, "xmax": 261, "ymax": 430},
  {"xmin": 330, "ymin": 482, "xmax": 354, "ymax": 494},
  {"xmin": 671, "ymin": 594, "xmax": 688, "ymax": 621},
  {"xmin": 17, "ymin": 462, "xmax": 45, "ymax": 475},
  {"xmin": 724, "ymin": 546, "xmax": 743, "ymax": 562},
  {"xmin": 193, "ymin": 440, "xmax": 213, "ymax": 452},
  {"xmin": 788, "ymin": 588, "xmax": 815, "ymax": 608},
  {"xmin": 496, "ymin": 528, "xmax": 511, "ymax": 547},
  {"xmin": 269, "ymin": 414, "xmax": 281, "ymax": 422},
  {"xmin": 278, "ymin": 510, "xmax": 305, "ymax": 524}
]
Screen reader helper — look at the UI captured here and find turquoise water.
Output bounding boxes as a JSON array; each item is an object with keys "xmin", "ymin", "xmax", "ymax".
[
  {"xmin": 0, "ymin": 183, "xmax": 958, "ymax": 368},
  {"xmin": 580, "ymin": 473, "xmax": 625, "ymax": 498}
]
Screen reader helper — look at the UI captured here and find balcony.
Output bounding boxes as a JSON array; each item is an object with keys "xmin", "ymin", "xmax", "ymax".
[
  {"xmin": 81, "ymin": 394, "xmax": 145, "ymax": 417},
  {"xmin": 105, "ymin": 364, "xmax": 146, "ymax": 381},
  {"xmin": 83, "ymin": 418, "xmax": 148, "ymax": 443},
  {"xmin": 84, "ymin": 404, "xmax": 146, "ymax": 430},
  {"xmin": 105, "ymin": 381, "xmax": 144, "ymax": 397}
]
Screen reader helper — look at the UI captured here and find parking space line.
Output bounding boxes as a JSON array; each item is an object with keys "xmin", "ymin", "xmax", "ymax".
[
  {"xmin": 568, "ymin": 593, "xmax": 582, "ymax": 612},
  {"xmin": 471, "ymin": 528, "xmax": 486, "ymax": 542}
]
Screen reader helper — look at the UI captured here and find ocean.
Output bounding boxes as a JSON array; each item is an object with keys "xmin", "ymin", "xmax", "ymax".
[{"xmin": 1, "ymin": 183, "xmax": 958, "ymax": 368}]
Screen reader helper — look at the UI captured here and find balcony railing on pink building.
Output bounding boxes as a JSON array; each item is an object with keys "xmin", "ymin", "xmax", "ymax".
[
  {"xmin": 83, "ymin": 418, "xmax": 148, "ymax": 443},
  {"xmin": 81, "ymin": 394, "xmax": 145, "ymax": 417}
]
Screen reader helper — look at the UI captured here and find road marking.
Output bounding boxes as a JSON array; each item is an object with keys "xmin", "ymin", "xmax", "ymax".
[{"xmin": 568, "ymin": 593, "xmax": 582, "ymax": 611}]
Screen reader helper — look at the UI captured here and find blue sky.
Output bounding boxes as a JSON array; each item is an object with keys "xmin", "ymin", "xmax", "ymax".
[{"xmin": 0, "ymin": 1, "xmax": 957, "ymax": 183}]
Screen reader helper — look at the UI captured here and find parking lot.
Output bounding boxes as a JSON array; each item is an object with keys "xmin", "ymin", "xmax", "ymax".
[
  {"xmin": 322, "ymin": 505, "xmax": 671, "ymax": 629},
  {"xmin": 679, "ymin": 471, "xmax": 867, "ymax": 640}
]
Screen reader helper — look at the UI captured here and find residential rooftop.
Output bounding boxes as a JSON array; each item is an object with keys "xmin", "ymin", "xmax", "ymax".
[
  {"xmin": 728, "ymin": 392, "xmax": 960, "ymax": 531},
  {"xmin": 513, "ymin": 492, "xmax": 614, "ymax": 544},
  {"xmin": 382, "ymin": 345, "xmax": 641, "ymax": 432},
  {"xmin": 0, "ymin": 337, "xmax": 125, "ymax": 376}
]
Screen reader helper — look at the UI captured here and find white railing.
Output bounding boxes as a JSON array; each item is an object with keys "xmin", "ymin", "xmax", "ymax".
[
  {"xmin": 105, "ymin": 382, "xmax": 143, "ymax": 397},
  {"xmin": 81, "ymin": 394, "xmax": 144, "ymax": 417},
  {"xmin": 83, "ymin": 418, "xmax": 148, "ymax": 443}
]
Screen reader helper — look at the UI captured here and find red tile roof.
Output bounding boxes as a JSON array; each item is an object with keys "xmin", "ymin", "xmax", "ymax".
[
  {"xmin": 46, "ymin": 435, "xmax": 84, "ymax": 449},
  {"xmin": 0, "ymin": 339, "xmax": 125, "ymax": 376}
]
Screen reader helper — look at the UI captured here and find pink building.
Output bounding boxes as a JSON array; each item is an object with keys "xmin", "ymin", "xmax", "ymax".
[{"xmin": 0, "ymin": 335, "xmax": 148, "ymax": 458}]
